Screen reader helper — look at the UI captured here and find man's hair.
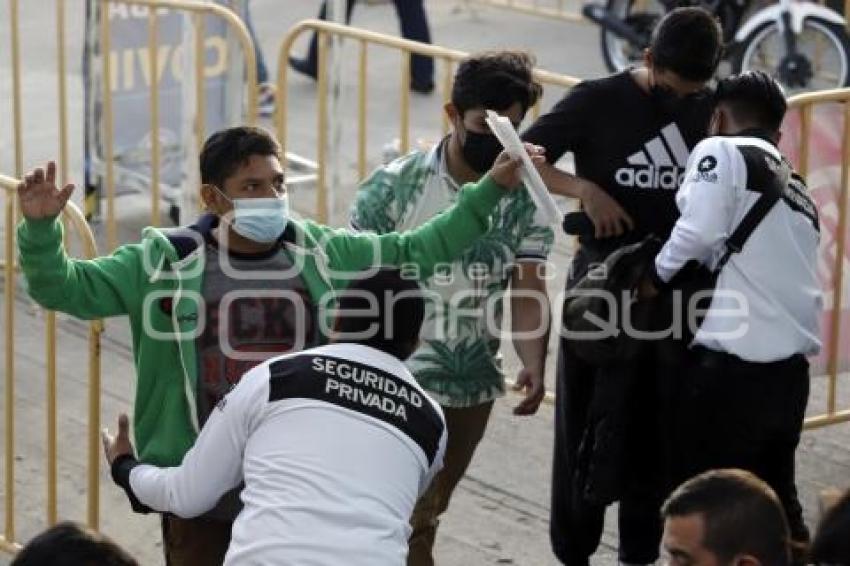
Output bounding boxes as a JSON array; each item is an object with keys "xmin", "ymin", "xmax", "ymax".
[
  {"xmin": 810, "ymin": 489, "xmax": 850, "ymax": 564},
  {"xmin": 333, "ymin": 269, "xmax": 425, "ymax": 360},
  {"xmin": 199, "ymin": 126, "xmax": 281, "ymax": 189},
  {"xmin": 715, "ymin": 71, "xmax": 788, "ymax": 133},
  {"xmin": 650, "ymin": 7, "xmax": 723, "ymax": 82},
  {"xmin": 451, "ymin": 50, "xmax": 543, "ymax": 116},
  {"xmin": 11, "ymin": 522, "xmax": 138, "ymax": 566},
  {"xmin": 662, "ymin": 469, "xmax": 791, "ymax": 566}
]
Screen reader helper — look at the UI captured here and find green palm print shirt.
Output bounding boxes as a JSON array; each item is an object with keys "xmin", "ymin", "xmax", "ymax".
[{"xmin": 350, "ymin": 139, "xmax": 554, "ymax": 408}]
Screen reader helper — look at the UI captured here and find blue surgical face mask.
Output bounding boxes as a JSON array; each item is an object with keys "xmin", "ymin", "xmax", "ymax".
[{"xmin": 213, "ymin": 186, "xmax": 289, "ymax": 244}]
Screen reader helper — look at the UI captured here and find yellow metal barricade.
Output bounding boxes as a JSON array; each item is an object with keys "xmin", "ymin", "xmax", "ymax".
[
  {"xmin": 275, "ymin": 19, "xmax": 580, "ymax": 223},
  {"xmin": 0, "ymin": 0, "xmax": 259, "ymax": 554},
  {"xmin": 787, "ymin": 88, "xmax": 850, "ymax": 430},
  {"xmin": 97, "ymin": 0, "xmax": 258, "ymax": 251},
  {"xmin": 0, "ymin": 174, "xmax": 104, "ymax": 554},
  {"xmin": 3, "ymin": 0, "xmax": 258, "ymax": 254}
]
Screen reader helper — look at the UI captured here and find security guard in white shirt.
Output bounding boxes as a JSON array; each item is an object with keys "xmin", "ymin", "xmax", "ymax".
[
  {"xmin": 647, "ymin": 71, "xmax": 821, "ymax": 551},
  {"xmin": 102, "ymin": 270, "xmax": 447, "ymax": 566}
]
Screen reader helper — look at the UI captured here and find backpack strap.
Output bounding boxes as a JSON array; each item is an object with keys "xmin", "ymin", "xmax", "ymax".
[{"xmin": 714, "ymin": 149, "xmax": 790, "ymax": 272}]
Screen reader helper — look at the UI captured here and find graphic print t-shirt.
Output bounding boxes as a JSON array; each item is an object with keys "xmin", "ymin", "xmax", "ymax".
[
  {"xmin": 523, "ymin": 70, "xmax": 714, "ymax": 246},
  {"xmin": 197, "ymin": 239, "xmax": 318, "ymax": 426}
]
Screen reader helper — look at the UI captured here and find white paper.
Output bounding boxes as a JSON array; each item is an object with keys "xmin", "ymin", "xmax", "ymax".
[{"xmin": 485, "ymin": 110, "xmax": 562, "ymax": 225}]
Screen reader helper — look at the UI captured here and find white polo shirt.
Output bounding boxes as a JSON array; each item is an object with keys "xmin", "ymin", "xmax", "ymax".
[
  {"xmin": 125, "ymin": 343, "xmax": 447, "ymax": 565},
  {"xmin": 654, "ymin": 135, "xmax": 822, "ymax": 362}
]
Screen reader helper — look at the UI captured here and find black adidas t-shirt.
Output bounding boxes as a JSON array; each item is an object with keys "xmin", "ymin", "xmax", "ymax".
[{"xmin": 523, "ymin": 70, "xmax": 714, "ymax": 247}]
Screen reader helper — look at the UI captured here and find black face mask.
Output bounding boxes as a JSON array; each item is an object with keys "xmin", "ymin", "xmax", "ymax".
[
  {"xmin": 461, "ymin": 128, "xmax": 503, "ymax": 173},
  {"xmin": 650, "ymin": 80, "xmax": 709, "ymax": 116}
]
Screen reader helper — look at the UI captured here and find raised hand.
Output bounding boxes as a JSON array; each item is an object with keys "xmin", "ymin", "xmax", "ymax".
[
  {"xmin": 490, "ymin": 143, "xmax": 546, "ymax": 191},
  {"xmin": 17, "ymin": 161, "xmax": 75, "ymax": 221}
]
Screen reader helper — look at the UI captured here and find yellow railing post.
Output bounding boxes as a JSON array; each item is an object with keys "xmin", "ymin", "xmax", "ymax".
[
  {"xmin": 358, "ymin": 40, "xmax": 368, "ymax": 180},
  {"xmin": 149, "ymin": 7, "xmax": 161, "ymax": 227},
  {"xmin": 317, "ymin": 31, "xmax": 329, "ymax": 223},
  {"xmin": 100, "ymin": 1, "xmax": 117, "ymax": 252},
  {"xmin": 399, "ymin": 51, "xmax": 411, "ymax": 155},
  {"xmin": 4, "ymin": 191, "xmax": 16, "ymax": 548}
]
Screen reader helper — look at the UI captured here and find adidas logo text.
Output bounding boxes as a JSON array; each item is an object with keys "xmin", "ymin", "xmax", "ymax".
[
  {"xmin": 615, "ymin": 166, "xmax": 686, "ymax": 190},
  {"xmin": 615, "ymin": 123, "xmax": 690, "ymax": 191}
]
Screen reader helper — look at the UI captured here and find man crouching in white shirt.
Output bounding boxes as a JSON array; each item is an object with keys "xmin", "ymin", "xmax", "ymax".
[
  {"xmin": 102, "ymin": 269, "xmax": 448, "ymax": 566},
  {"xmin": 642, "ymin": 71, "xmax": 821, "ymax": 559}
]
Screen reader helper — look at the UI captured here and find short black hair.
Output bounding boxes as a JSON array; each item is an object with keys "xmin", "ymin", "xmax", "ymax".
[
  {"xmin": 333, "ymin": 269, "xmax": 425, "ymax": 360},
  {"xmin": 451, "ymin": 50, "xmax": 543, "ymax": 116},
  {"xmin": 715, "ymin": 70, "xmax": 788, "ymax": 132},
  {"xmin": 199, "ymin": 126, "xmax": 281, "ymax": 189},
  {"xmin": 662, "ymin": 469, "xmax": 791, "ymax": 566},
  {"xmin": 651, "ymin": 7, "xmax": 723, "ymax": 82},
  {"xmin": 810, "ymin": 489, "xmax": 850, "ymax": 565},
  {"xmin": 11, "ymin": 522, "xmax": 138, "ymax": 566}
]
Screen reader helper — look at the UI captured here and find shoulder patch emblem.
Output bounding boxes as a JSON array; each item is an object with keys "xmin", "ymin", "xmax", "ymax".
[{"xmin": 698, "ymin": 156, "xmax": 717, "ymax": 173}]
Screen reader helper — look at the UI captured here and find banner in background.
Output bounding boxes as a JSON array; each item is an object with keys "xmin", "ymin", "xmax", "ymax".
[{"xmin": 84, "ymin": 1, "xmax": 244, "ymax": 224}]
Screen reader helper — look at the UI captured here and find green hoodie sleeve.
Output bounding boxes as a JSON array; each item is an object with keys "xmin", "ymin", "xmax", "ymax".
[
  {"xmin": 317, "ymin": 174, "xmax": 506, "ymax": 281},
  {"xmin": 17, "ymin": 217, "xmax": 144, "ymax": 319}
]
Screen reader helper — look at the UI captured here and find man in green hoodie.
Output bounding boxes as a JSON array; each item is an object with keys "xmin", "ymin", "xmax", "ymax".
[{"xmin": 16, "ymin": 126, "xmax": 535, "ymax": 566}]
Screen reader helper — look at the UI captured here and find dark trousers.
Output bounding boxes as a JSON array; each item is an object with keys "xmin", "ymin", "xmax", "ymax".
[
  {"xmin": 551, "ymin": 341, "xmax": 666, "ymax": 565},
  {"xmin": 161, "ymin": 514, "xmax": 232, "ymax": 566},
  {"xmin": 674, "ymin": 347, "xmax": 811, "ymax": 544},
  {"xmin": 303, "ymin": 0, "xmax": 434, "ymax": 85},
  {"xmin": 550, "ymin": 246, "xmax": 667, "ymax": 565}
]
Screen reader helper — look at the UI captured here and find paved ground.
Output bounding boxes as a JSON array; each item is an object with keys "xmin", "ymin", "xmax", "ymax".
[{"xmin": 1, "ymin": 1, "xmax": 849, "ymax": 565}]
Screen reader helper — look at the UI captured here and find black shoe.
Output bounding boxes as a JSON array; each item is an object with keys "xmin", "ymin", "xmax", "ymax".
[
  {"xmin": 410, "ymin": 79, "xmax": 434, "ymax": 94},
  {"xmin": 289, "ymin": 56, "xmax": 317, "ymax": 81}
]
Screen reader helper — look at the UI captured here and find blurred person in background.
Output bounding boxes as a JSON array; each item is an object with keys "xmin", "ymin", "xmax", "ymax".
[{"xmin": 289, "ymin": 0, "xmax": 435, "ymax": 93}]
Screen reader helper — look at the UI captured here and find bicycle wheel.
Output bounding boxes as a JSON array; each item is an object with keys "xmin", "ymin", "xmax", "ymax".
[
  {"xmin": 732, "ymin": 16, "xmax": 850, "ymax": 92},
  {"xmin": 599, "ymin": 0, "xmax": 665, "ymax": 73}
]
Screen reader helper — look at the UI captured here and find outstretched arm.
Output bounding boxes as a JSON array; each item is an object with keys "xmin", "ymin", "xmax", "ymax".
[{"xmin": 104, "ymin": 367, "xmax": 268, "ymax": 518}]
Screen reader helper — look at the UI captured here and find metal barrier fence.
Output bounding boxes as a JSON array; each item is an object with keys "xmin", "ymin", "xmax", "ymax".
[
  {"xmin": 1, "ymin": 0, "xmax": 258, "ymax": 254},
  {"xmin": 275, "ymin": 19, "xmax": 580, "ymax": 224},
  {"xmin": 0, "ymin": 174, "xmax": 103, "ymax": 554},
  {"xmin": 787, "ymin": 88, "xmax": 850, "ymax": 429},
  {"xmin": 95, "ymin": 0, "xmax": 258, "ymax": 252},
  {"xmin": 0, "ymin": 0, "xmax": 258, "ymax": 553}
]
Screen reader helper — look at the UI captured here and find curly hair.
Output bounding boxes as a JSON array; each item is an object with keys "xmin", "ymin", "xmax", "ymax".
[{"xmin": 451, "ymin": 50, "xmax": 543, "ymax": 115}]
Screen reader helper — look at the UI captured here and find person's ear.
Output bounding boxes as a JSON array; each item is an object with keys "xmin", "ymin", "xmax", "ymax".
[
  {"xmin": 200, "ymin": 184, "xmax": 224, "ymax": 213},
  {"xmin": 445, "ymin": 103, "xmax": 462, "ymax": 130},
  {"xmin": 643, "ymin": 48, "xmax": 653, "ymax": 70}
]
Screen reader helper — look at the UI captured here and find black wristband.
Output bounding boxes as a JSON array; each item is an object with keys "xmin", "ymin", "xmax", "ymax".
[{"xmin": 111, "ymin": 454, "xmax": 152, "ymax": 514}]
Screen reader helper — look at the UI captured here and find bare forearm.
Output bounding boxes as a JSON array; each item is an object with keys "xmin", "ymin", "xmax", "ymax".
[
  {"xmin": 511, "ymin": 295, "xmax": 550, "ymax": 374},
  {"xmin": 538, "ymin": 161, "xmax": 587, "ymax": 199}
]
